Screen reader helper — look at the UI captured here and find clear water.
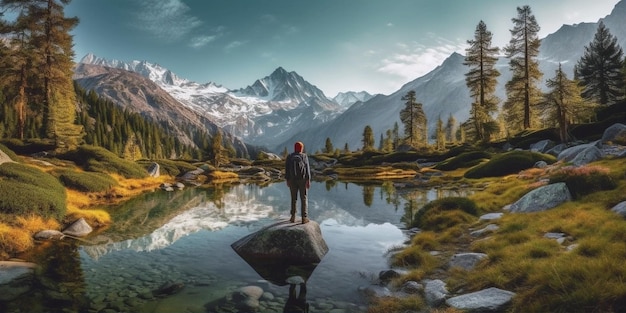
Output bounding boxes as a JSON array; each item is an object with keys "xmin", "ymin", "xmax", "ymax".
[{"xmin": 6, "ymin": 182, "xmax": 470, "ymax": 313}]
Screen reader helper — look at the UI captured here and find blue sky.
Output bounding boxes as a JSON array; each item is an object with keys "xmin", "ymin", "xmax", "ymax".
[{"xmin": 66, "ymin": 0, "xmax": 620, "ymax": 97}]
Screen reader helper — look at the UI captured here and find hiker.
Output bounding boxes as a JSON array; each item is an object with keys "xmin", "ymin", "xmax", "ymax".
[{"xmin": 285, "ymin": 141, "xmax": 311, "ymax": 224}]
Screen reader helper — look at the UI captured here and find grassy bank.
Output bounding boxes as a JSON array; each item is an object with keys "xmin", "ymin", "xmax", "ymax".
[{"xmin": 372, "ymin": 156, "xmax": 626, "ymax": 313}]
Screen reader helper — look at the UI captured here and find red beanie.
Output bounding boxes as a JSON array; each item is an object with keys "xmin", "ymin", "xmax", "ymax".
[{"xmin": 294, "ymin": 141, "xmax": 304, "ymax": 153}]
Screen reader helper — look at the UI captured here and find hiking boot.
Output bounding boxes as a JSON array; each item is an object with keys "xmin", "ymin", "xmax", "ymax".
[
  {"xmin": 302, "ymin": 217, "xmax": 309, "ymax": 224},
  {"xmin": 289, "ymin": 215, "xmax": 295, "ymax": 223}
]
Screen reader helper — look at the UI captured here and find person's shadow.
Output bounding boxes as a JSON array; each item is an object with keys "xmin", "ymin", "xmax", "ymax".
[{"xmin": 283, "ymin": 276, "xmax": 309, "ymax": 313}]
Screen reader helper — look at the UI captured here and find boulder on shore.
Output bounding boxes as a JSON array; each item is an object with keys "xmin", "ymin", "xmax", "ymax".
[
  {"xmin": 62, "ymin": 217, "xmax": 93, "ymax": 237},
  {"xmin": 508, "ymin": 182, "xmax": 571, "ymax": 213},
  {"xmin": 231, "ymin": 219, "xmax": 329, "ymax": 265}
]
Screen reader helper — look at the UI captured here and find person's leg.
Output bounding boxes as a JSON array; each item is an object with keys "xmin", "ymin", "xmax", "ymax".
[
  {"xmin": 289, "ymin": 184, "xmax": 298, "ymax": 222},
  {"xmin": 298, "ymin": 180, "xmax": 308, "ymax": 222}
]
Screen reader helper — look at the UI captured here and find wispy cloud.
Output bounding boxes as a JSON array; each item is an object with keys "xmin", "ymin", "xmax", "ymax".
[
  {"xmin": 377, "ymin": 37, "xmax": 466, "ymax": 81},
  {"xmin": 134, "ymin": 0, "xmax": 202, "ymax": 42},
  {"xmin": 224, "ymin": 40, "xmax": 246, "ymax": 52}
]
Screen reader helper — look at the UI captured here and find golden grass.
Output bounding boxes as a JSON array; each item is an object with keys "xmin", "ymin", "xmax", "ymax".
[
  {"xmin": 366, "ymin": 295, "xmax": 425, "ymax": 313},
  {"xmin": 0, "ymin": 215, "xmax": 61, "ymax": 257}
]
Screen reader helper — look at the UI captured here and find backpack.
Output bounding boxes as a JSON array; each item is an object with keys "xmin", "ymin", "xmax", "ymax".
[{"xmin": 288, "ymin": 153, "xmax": 308, "ymax": 180}]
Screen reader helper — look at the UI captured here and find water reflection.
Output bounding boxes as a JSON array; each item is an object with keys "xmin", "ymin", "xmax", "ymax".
[
  {"xmin": 284, "ymin": 277, "xmax": 309, "ymax": 313},
  {"xmin": 5, "ymin": 182, "xmax": 474, "ymax": 313}
]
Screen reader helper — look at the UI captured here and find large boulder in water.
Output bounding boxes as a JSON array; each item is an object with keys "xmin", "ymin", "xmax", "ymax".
[{"xmin": 231, "ymin": 220, "xmax": 329, "ymax": 265}]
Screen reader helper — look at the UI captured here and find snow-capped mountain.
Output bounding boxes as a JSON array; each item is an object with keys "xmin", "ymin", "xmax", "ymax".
[
  {"xmin": 279, "ymin": 52, "xmax": 470, "ymax": 153},
  {"xmin": 78, "ymin": 55, "xmax": 341, "ymax": 148},
  {"xmin": 333, "ymin": 91, "xmax": 375, "ymax": 109},
  {"xmin": 77, "ymin": 1, "xmax": 626, "ymax": 154}
]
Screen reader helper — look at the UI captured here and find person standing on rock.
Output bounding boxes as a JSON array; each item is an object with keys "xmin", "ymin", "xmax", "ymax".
[{"xmin": 285, "ymin": 141, "xmax": 311, "ymax": 224}]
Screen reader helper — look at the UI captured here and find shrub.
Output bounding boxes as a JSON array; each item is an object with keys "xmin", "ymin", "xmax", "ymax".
[
  {"xmin": 0, "ymin": 163, "xmax": 66, "ymax": 220},
  {"xmin": 433, "ymin": 151, "xmax": 491, "ymax": 171},
  {"xmin": 53, "ymin": 169, "xmax": 118, "ymax": 192},
  {"xmin": 410, "ymin": 197, "xmax": 478, "ymax": 230},
  {"xmin": 548, "ymin": 165, "xmax": 617, "ymax": 199},
  {"xmin": 61, "ymin": 145, "xmax": 147, "ymax": 179},
  {"xmin": 464, "ymin": 150, "xmax": 556, "ymax": 179}
]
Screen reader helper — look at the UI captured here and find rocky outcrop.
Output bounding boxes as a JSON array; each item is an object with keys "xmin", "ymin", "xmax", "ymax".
[
  {"xmin": 446, "ymin": 287, "xmax": 515, "ymax": 312},
  {"xmin": 601, "ymin": 123, "xmax": 626, "ymax": 144},
  {"xmin": 447, "ymin": 253, "xmax": 488, "ymax": 271},
  {"xmin": 0, "ymin": 148, "xmax": 15, "ymax": 165},
  {"xmin": 508, "ymin": 182, "xmax": 572, "ymax": 213},
  {"xmin": 612, "ymin": 201, "xmax": 626, "ymax": 219},
  {"xmin": 62, "ymin": 218, "xmax": 93, "ymax": 237},
  {"xmin": 557, "ymin": 141, "xmax": 604, "ymax": 166},
  {"xmin": 34, "ymin": 229, "xmax": 65, "ymax": 240},
  {"xmin": 231, "ymin": 219, "xmax": 329, "ymax": 265},
  {"xmin": 147, "ymin": 162, "xmax": 160, "ymax": 178}
]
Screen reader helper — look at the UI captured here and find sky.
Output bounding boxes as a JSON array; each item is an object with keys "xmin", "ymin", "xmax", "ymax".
[{"xmin": 64, "ymin": 0, "xmax": 621, "ymax": 97}]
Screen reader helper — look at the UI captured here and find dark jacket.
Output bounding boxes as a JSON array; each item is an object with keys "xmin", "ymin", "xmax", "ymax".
[{"xmin": 285, "ymin": 152, "xmax": 311, "ymax": 182}]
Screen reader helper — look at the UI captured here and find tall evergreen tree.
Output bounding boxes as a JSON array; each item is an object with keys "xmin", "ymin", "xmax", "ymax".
[
  {"xmin": 503, "ymin": 5, "xmax": 542, "ymax": 132},
  {"xmin": 575, "ymin": 22, "xmax": 625, "ymax": 105},
  {"xmin": 464, "ymin": 20, "xmax": 500, "ymax": 142},
  {"xmin": 435, "ymin": 116, "xmax": 445, "ymax": 150},
  {"xmin": 324, "ymin": 137, "xmax": 334, "ymax": 153},
  {"xmin": 445, "ymin": 114, "xmax": 457, "ymax": 144},
  {"xmin": 399, "ymin": 90, "xmax": 427, "ymax": 147},
  {"xmin": 542, "ymin": 64, "xmax": 594, "ymax": 142},
  {"xmin": 362, "ymin": 125, "xmax": 374, "ymax": 151},
  {"xmin": 0, "ymin": 0, "xmax": 83, "ymax": 149}
]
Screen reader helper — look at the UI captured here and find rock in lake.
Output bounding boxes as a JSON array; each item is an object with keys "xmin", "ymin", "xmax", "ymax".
[{"xmin": 231, "ymin": 219, "xmax": 329, "ymax": 264}]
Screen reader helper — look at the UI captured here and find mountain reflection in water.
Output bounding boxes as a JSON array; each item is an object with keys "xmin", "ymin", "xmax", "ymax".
[{"xmin": 7, "ymin": 182, "xmax": 472, "ymax": 313}]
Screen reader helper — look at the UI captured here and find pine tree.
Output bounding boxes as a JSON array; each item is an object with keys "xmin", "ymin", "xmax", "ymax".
[
  {"xmin": 503, "ymin": 5, "xmax": 542, "ymax": 132},
  {"xmin": 0, "ymin": 0, "xmax": 83, "ymax": 149},
  {"xmin": 435, "ymin": 116, "xmax": 446, "ymax": 150},
  {"xmin": 209, "ymin": 129, "xmax": 227, "ymax": 167},
  {"xmin": 445, "ymin": 114, "xmax": 457, "ymax": 144},
  {"xmin": 464, "ymin": 20, "xmax": 500, "ymax": 142},
  {"xmin": 325, "ymin": 137, "xmax": 334, "ymax": 153},
  {"xmin": 575, "ymin": 22, "xmax": 625, "ymax": 105},
  {"xmin": 542, "ymin": 64, "xmax": 594, "ymax": 142},
  {"xmin": 399, "ymin": 90, "xmax": 427, "ymax": 147},
  {"xmin": 362, "ymin": 125, "xmax": 375, "ymax": 151}
]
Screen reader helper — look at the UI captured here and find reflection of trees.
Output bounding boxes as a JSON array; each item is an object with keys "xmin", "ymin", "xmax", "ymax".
[
  {"xmin": 381, "ymin": 181, "xmax": 400, "ymax": 210},
  {"xmin": 362, "ymin": 185, "xmax": 374, "ymax": 207},
  {"xmin": 401, "ymin": 198, "xmax": 419, "ymax": 226},
  {"xmin": 325, "ymin": 180, "xmax": 337, "ymax": 190}
]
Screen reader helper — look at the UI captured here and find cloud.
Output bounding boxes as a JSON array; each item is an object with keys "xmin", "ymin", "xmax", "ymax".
[
  {"xmin": 224, "ymin": 40, "xmax": 246, "ymax": 52},
  {"xmin": 134, "ymin": 0, "xmax": 202, "ymax": 41},
  {"xmin": 189, "ymin": 35, "xmax": 217, "ymax": 48},
  {"xmin": 377, "ymin": 37, "xmax": 467, "ymax": 81}
]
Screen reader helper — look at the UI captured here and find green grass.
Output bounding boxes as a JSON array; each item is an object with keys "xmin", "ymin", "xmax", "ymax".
[
  {"xmin": 52, "ymin": 169, "xmax": 118, "ymax": 192},
  {"xmin": 0, "ymin": 162, "xmax": 66, "ymax": 220},
  {"xmin": 60, "ymin": 145, "xmax": 147, "ymax": 179}
]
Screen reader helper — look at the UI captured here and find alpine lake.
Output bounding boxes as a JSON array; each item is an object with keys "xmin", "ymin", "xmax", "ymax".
[{"xmin": 7, "ymin": 181, "xmax": 472, "ymax": 313}]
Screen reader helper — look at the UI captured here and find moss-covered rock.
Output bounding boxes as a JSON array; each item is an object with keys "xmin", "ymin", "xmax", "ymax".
[
  {"xmin": 410, "ymin": 197, "xmax": 478, "ymax": 231},
  {"xmin": 434, "ymin": 151, "xmax": 492, "ymax": 171},
  {"xmin": 464, "ymin": 150, "xmax": 556, "ymax": 179}
]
